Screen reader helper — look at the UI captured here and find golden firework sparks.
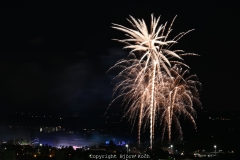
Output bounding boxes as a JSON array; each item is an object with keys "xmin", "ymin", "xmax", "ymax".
[{"xmin": 109, "ymin": 15, "xmax": 201, "ymax": 149}]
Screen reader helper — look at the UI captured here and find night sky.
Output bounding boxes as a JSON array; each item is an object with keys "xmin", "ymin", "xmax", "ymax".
[{"xmin": 0, "ymin": 1, "xmax": 239, "ymax": 116}]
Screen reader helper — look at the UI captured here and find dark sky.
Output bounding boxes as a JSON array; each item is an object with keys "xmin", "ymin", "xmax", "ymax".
[{"xmin": 0, "ymin": 1, "xmax": 239, "ymax": 113}]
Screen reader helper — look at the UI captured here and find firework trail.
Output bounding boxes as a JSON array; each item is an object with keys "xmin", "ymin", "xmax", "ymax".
[
  {"xmin": 109, "ymin": 15, "xmax": 201, "ymax": 149},
  {"xmin": 109, "ymin": 59, "xmax": 151, "ymax": 146},
  {"xmin": 158, "ymin": 65, "xmax": 201, "ymax": 142}
]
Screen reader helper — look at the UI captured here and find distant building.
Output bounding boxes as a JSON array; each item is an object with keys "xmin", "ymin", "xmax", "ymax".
[{"xmin": 40, "ymin": 126, "xmax": 61, "ymax": 133}]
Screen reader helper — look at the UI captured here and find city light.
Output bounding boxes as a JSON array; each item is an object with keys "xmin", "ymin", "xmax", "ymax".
[
  {"xmin": 170, "ymin": 145, "xmax": 173, "ymax": 154},
  {"xmin": 214, "ymin": 145, "xmax": 217, "ymax": 156}
]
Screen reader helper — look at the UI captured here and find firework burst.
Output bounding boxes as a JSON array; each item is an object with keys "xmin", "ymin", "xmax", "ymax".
[
  {"xmin": 109, "ymin": 15, "xmax": 201, "ymax": 149},
  {"xmin": 158, "ymin": 65, "xmax": 201, "ymax": 142}
]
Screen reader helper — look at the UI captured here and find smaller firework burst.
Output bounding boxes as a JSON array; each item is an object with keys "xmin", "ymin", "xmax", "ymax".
[{"xmin": 158, "ymin": 65, "xmax": 202, "ymax": 142}]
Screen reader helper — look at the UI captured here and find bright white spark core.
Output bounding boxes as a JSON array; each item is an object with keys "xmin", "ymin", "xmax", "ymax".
[{"xmin": 109, "ymin": 14, "xmax": 201, "ymax": 149}]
